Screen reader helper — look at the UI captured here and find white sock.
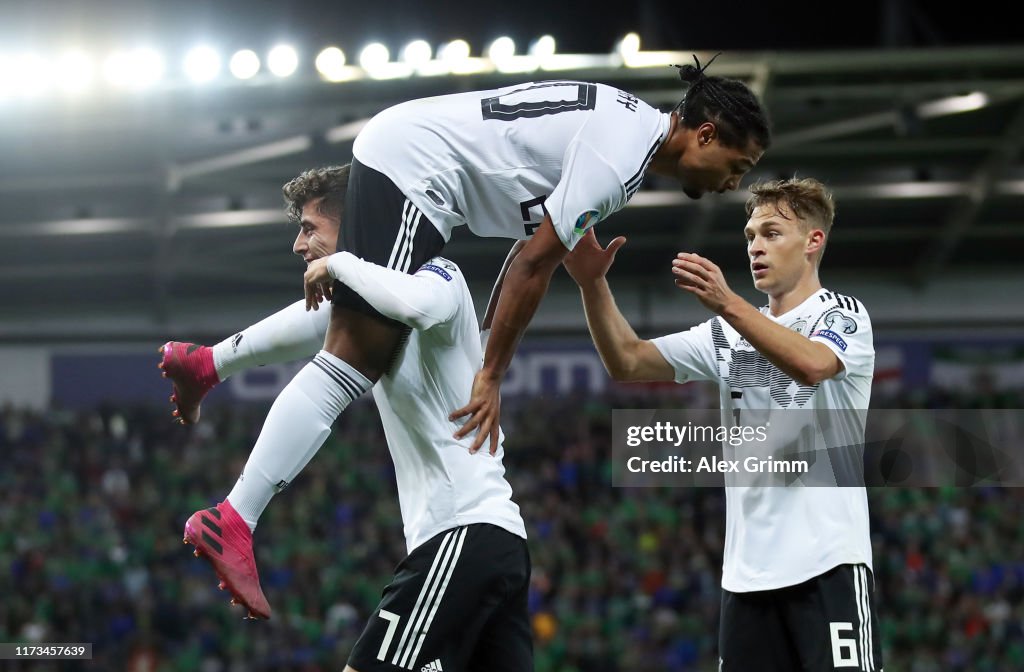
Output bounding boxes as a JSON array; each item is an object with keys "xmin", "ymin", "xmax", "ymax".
[
  {"xmin": 212, "ymin": 299, "xmax": 331, "ymax": 381},
  {"xmin": 226, "ymin": 351, "xmax": 371, "ymax": 530}
]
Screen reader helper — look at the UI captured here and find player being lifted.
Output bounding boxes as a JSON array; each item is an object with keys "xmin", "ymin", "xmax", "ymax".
[{"xmin": 163, "ymin": 57, "xmax": 771, "ymax": 621}]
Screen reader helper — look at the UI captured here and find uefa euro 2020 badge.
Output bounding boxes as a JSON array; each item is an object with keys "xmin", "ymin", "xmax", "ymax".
[{"xmin": 574, "ymin": 209, "xmax": 602, "ymax": 236}]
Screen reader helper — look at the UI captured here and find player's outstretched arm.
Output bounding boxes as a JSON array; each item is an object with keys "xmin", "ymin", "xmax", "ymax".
[
  {"xmin": 563, "ymin": 231, "xmax": 675, "ymax": 382},
  {"xmin": 449, "ymin": 217, "xmax": 569, "ymax": 455},
  {"xmin": 305, "ymin": 252, "xmax": 460, "ymax": 330},
  {"xmin": 671, "ymin": 252, "xmax": 841, "ymax": 385}
]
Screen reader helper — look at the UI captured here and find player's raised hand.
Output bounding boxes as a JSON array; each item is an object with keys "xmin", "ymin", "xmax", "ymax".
[
  {"xmin": 303, "ymin": 258, "xmax": 334, "ymax": 310},
  {"xmin": 671, "ymin": 252, "xmax": 739, "ymax": 315},
  {"xmin": 562, "ymin": 230, "xmax": 627, "ymax": 288},
  {"xmin": 449, "ymin": 369, "xmax": 502, "ymax": 455}
]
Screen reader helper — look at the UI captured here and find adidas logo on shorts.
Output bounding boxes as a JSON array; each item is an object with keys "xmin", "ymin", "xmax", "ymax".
[{"xmin": 420, "ymin": 659, "xmax": 443, "ymax": 672}]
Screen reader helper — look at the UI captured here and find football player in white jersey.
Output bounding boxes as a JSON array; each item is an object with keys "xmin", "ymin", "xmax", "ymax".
[
  {"xmin": 162, "ymin": 166, "xmax": 532, "ymax": 660},
  {"xmin": 183, "ymin": 244, "xmax": 534, "ymax": 671},
  {"xmin": 174, "ymin": 58, "xmax": 771, "ymax": 621},
  {"xmin": 309, "ymin": 251, "xmax": 532, "ymax": 672},
  {"xmin": 563, "ymin": 177, "xmax": 882, "ymax": 671}
]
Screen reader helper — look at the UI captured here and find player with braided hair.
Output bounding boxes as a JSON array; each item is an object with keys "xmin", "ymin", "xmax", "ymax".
[
  {"xmin": 177, "ymin": 60, "xmax": 772, "ymax": 638},
  {"xmin": 673, "ymin": 54, "xmax": 772, "ymax": 181}
]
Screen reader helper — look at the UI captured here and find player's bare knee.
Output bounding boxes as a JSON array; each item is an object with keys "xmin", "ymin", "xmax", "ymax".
[{"xmin": 343, "ymin": 666, "xmax": 361, "ymax": 672}]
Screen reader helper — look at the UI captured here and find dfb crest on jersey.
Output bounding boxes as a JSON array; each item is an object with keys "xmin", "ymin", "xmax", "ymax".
[{"xmin": 823, "ymin": 310, "xmax": 857, "ymax": 334}]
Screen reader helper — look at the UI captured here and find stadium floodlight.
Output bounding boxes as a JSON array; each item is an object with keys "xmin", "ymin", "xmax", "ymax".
[
  {"xmin": 359, "ymin": 43, "xmax": 390, "ymax": 71},
  {"xmin": 400, "ymin": 40, "xmax": 432, "ymax": 69},
  {"xmin": 487, "ymin": 37, "xmax": 516, "ymax": 63},
  {"xmin": 315, "ymin": 46, "xmax": 347, "ymax": 81},
  {"xmin": 529, "ymin": 35, "xmax": 556, "ymax": 58},
  {"xmin": 267, "ymin": 45, "xmax": 299, "ymax": 77},
  {"xmin": 439, "ymin": 39, "xmax": 471, "ymax": 66},
  {"xmin": 618, "ymin": 33, "xmax": 641, "ymax": 58},
  {"xmin": 103, "ymin": 48, "xmax": 164, "ymax": 88},
  {"xmin": 229, "ymin": 49, "xmax": 260, "ymax": 80},
  {"xmin": 53, "ymin": 50, "xmax": 95, "ymax": 94},
  {"xmin": 184, "ymin": 46, "xmax": 221, "ymax": 83},
  {"xmin": 437, "ymin": 39, "xmax": 486, "ymax": 74},
  {"xmin": 615, "ymin": 32, "xmax": 676, "ymax": 68}
]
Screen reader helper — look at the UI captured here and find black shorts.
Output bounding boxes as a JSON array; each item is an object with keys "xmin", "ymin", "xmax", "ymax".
[
  {"xmin": 720, "ymin": 564, "xmax": 883, "ymax": 672},
  {"xmin": 347, "ymin": 524, "xmax": 532, "ymax": 672},
  {"xmin": 333, "ymin": 158, "xmax": 446, "ymax": 323}
]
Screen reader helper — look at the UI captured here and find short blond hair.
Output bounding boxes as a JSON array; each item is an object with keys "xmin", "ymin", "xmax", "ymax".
[{"xmin": 746, "ymin": 177, "xmax": 835, "ymax": 263}]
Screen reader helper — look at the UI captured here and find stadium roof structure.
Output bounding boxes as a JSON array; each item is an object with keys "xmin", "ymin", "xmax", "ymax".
[{"xmin": 1, "ymin": 46, "xmax": 1023, "ymax": 340}]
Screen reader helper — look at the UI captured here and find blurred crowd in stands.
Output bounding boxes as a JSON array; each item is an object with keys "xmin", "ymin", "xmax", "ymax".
[{"xmin": 2, "ymin": 380, "xmax": 1023, "ymax": 671}]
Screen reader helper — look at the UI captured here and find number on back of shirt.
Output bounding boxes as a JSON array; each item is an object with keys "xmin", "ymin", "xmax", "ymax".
[{"xmin": 481, "ymin": 82, "xmax": 597, "ymax": 121}]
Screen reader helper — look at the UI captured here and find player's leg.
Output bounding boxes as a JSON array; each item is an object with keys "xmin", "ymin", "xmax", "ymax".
[
  {"xmin": 184, "ymin": 159, "xmax": 444, "ymax": 619},
  {"xmin": 782, "ymin": 563, "xmax": 883, "ymax": 672},
  {"xmin": 214, "ymin": 298, "xmax": 331, "ymax": 378},
  {"xmin": 159, "ymin": 298, "xmax": 331, "ymax": 424},
  {"xmin": 181, "ymin": 345, "xmax": 370, "ymax": 619},
  {"xmin": 222, "ymin": 159, "xmax": 445, "ymax": 530},
  {"xmin": 719, "ymin": 587, "xmax": 800, "ymax": 671},
  {"xmin": 347, "ymin": 524, "xmax": 530, "ymax": 672}
]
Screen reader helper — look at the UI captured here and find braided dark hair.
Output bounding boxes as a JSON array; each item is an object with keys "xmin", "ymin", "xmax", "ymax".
[{"xmin": 674, "ymin": 54, "xmax": 771, "ymax": 151}]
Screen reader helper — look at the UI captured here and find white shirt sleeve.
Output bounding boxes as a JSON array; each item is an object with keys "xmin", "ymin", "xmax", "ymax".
[
  {"xmin": 544, "ymin": 140, "xmax": 627, "ymax": 251},
  {"xmin": 649, "ymin": 319, "xmax": 719, "ymax": 384},
  {"xmin": 327, "ymin": 252, "xmax": 460, "ymax": 330},
  {"xmin": 809, "ymin": 302, "xmax": 874, "ymax": 380}
]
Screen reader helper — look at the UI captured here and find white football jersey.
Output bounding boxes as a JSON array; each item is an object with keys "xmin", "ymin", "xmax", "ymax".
[
  {"xmin": 353, "ymin": 81, "xmax": 669, "ymax": 250},
  {"xmin": 652, "ymin": 289, "xmax": 875, "ymax": 592},
  {"xmin": 328, "ymin": 252, "xmax": 527, "ymax": 553}
]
